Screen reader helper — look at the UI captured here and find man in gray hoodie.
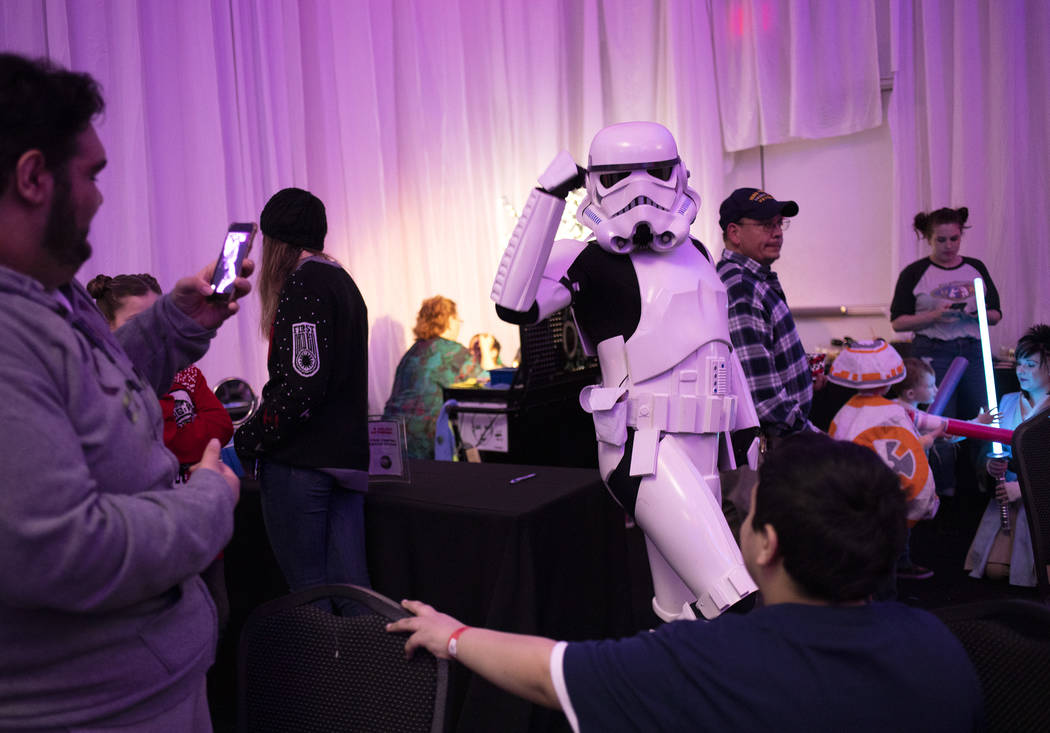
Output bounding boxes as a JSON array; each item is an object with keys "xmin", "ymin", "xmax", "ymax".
[{"xmin": 0, "ymin": 53, "xmax": 251, "ymax": 731}]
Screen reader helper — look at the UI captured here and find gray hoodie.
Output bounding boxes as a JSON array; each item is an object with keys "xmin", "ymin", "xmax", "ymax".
[{"xmin": 0, "ymin": 264, "xmax": 235, "ymax": 730}]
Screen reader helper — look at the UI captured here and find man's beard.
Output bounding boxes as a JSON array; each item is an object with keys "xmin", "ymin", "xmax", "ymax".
[{"xmin": 41, "ymin": 173, "xmax": 92, "ymax": 275}]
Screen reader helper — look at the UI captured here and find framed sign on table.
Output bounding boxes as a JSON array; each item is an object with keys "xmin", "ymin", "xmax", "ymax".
[{"xmin": 367, "ymin": 415, "xmax": 410, "ymax": 482}]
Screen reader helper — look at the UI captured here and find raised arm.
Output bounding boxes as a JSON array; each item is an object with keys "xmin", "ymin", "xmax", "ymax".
[
  {"xmin": 114, "ymin": 259, "xmax": 253, "ymax": 395},
  {"xmin": 492, "ymin": 151, "xmax": 586, "ymax": 325}
]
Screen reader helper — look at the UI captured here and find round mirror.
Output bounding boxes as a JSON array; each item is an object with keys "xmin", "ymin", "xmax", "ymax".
[{"xmin": 213, "ymin": 377, "xmax": 258, "ymax": 427}]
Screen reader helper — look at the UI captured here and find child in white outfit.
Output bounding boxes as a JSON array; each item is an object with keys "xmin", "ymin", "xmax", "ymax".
[{"xmin": 828, "ymin": 341, "xmax": 939, "ymax": 585}]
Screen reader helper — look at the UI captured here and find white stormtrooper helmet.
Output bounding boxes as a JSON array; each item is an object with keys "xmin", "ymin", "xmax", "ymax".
[{"xmin": 577, "ymin": 121, "xmax": 701, "ymax": 254}]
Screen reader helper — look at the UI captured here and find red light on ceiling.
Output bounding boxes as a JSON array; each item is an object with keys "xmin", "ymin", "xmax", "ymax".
[
  {"xmin": 760, "ymin": 2, "xmax": 773, "ymax": 32},
  {"xmin": 729, "ymin": 4, "xmax": 750, "ymax": 37}
]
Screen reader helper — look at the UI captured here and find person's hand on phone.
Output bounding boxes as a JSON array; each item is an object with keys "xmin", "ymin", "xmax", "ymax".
[
  {"xmin": 172, "ymin": 258, "xmax": 254, "ymax": 330},
  {"xmin": 190, "ymin": 438, "xmax": 241, "ymax": 503},
  {"xmin": 931, "ymin": 301, "xmax": 957, "ymax": 323}
]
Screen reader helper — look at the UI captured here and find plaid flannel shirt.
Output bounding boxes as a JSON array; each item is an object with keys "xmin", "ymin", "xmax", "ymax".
[{"xmin": 717, "ymin": 250, "xmax": 813, "ymax": 436}]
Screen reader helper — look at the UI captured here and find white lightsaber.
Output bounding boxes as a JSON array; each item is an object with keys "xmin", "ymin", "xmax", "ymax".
[
  {"xmin": 974, "ymin": 276, "xmax": 1009, "ymax": 532},
  {"xmin": 974, "ymin": 277, "xmax": 1001, "ymax": 451}
]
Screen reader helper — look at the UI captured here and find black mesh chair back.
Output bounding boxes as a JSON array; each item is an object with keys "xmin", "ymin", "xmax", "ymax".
[
  {"xmin": 1012, "ymin": 403, "xmax": 1050, "ymax": 604},
  {"xmin": 238, "ymin": 584, "xmax": 448, "ymax": 733},
  {"xmin": 934, "ymin": 600, "xmax": 1050, "ymax": 733}
]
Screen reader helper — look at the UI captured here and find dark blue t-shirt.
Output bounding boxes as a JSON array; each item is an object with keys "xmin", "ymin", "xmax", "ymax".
[{"xmin": 560, "ymin": 602, "xmax": 982, "ymax": 732}]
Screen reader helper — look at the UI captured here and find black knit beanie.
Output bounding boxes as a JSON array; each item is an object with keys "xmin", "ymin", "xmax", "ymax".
[{"xmin": 260, "ymin": 187, "xmax": 327, "ymax": 251}]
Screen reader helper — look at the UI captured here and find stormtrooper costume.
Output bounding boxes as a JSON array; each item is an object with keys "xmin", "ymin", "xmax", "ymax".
[{"xmin": 492, "ymin": 122, "xmax": 760, "ymax": 621}]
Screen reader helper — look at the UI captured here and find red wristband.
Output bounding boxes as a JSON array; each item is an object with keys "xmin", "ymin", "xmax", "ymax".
[{"xmin": 446, "ymin": 626, "xmax": 470, "ymax": 658}]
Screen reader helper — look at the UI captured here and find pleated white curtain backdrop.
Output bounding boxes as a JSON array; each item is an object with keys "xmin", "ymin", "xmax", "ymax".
[
  {"xmin": 0, "ymin": 0, "xmax": 746, "ymax": 409},
  {"xmin": 6, "ymin": 0, "xmax": 1044, "ymax": 410},
  {"xmin": 887, "ymin": 0, "xmax": 1050, "ymax": 350},
  {"xmin": 710, "ymin": 0, "xmax": 883, "ymax": 151}
]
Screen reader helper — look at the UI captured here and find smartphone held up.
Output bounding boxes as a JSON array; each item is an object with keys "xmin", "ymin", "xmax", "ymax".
[{"xmin": 209, "ymin": 222, "xmax": 257, "ymax": 299}]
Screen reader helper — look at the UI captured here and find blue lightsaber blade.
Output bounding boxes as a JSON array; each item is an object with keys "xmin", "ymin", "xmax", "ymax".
[
  {"xmin": 974, "ymin": 277, "xmax": 1001, "ymax": 451},
  {"xmin": 974, "ymin": 276, "xmax": 1009, "ymax": 532}
]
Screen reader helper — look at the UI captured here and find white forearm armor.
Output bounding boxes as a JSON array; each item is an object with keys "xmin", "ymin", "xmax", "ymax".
[
  {"xmin": 491, "ymin": 151, "xmax": 582, "ymax": 316},
  {"xmin": 491, "ymin": 188, "xmax": 564, "ymax": 313}
]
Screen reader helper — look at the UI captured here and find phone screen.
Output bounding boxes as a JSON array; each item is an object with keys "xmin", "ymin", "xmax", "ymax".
[{"xmin": 209, "ymin": 223, "xmax": 256, "ymax": 298}]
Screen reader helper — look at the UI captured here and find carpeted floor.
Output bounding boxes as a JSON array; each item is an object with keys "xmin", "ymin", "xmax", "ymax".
[{"xmin": 899, "ymin": 488, "xmax": 1040, "ymax": 609}]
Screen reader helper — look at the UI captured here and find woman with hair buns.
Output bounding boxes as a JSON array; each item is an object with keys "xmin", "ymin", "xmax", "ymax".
[
  {"xmin": 234, "ymin": 188, "xmax": 372, "ymax": 609},
  {"xmin": 890, "ymin": 207, "xmax": 1001, "ymax": 497},
  {"xmin": 383, "ymin": 295, "xmax": 484, "ymax": 459}
]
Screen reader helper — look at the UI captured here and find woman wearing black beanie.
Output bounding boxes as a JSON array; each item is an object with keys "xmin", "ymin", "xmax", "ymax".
[{"xmin": 234, "ymin": 187, "xmax": 372, "ymax": 610}]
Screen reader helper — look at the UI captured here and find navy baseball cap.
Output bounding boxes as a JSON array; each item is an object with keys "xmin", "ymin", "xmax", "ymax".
[{"xmin": 719, "ymin": 188, "xmax": 799, "ymax": 231}]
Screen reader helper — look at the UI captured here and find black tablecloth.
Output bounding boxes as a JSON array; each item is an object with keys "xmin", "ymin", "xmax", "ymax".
[
  {"xmin": 367, "ymin": 460, "xmax": 645, "ymax": 732},
  {"xmin": 221, "ymin": 460, "xmax": 653, "ymax": 733}
]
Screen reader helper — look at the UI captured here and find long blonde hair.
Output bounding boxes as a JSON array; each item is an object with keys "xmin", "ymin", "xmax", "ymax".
[{"xmin": 258, "ymin": 235, "xmax": 340, "ymax": 338}]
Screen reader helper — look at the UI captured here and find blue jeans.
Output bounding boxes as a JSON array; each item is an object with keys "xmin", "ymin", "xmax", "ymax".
[
  {"xmin": 910, "ymin": 335, "xmax": 988, "ymax": 494},
  {"xmin": 259, "ymin": 461, "xmax": 371, "ymax": 611}
]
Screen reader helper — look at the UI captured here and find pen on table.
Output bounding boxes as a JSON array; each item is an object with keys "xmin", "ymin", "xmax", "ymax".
[{"xmin": 509, "ymin": 472, "xmax": 537, "ymax": 484}]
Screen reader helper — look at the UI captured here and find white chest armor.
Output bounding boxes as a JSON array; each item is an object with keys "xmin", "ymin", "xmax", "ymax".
[
  {"xmin": 624, "ymin": 245, "xmax": 733, "ymax": 384},
  {"xmin": 582, "ymin": 244, "xmax": 750, "ymax": 445}
]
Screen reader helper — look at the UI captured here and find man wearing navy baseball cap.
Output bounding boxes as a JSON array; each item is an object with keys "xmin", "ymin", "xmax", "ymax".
[
  {"xmin": 717, "ymin": 187, "xmax": 815, "ymax": 441},
  {"xmin": 718, "ymin": 188, "xmax": 800, "ymax": 267}
]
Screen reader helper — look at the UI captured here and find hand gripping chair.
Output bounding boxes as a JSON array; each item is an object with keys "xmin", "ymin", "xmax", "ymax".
[{"xmin": 238, "ymin": 584, "xmax": 448, "ymax": 733}]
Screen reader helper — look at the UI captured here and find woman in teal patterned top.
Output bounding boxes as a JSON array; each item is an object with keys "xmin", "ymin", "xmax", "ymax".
[{"xmin": 384, "ymin": 295, "xmax": 483, "ymax": 458}]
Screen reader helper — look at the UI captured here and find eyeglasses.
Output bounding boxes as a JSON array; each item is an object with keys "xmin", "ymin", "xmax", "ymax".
[{"xmin": 737, "ymin": 218, "xmax": 791, "ymax": 233}]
